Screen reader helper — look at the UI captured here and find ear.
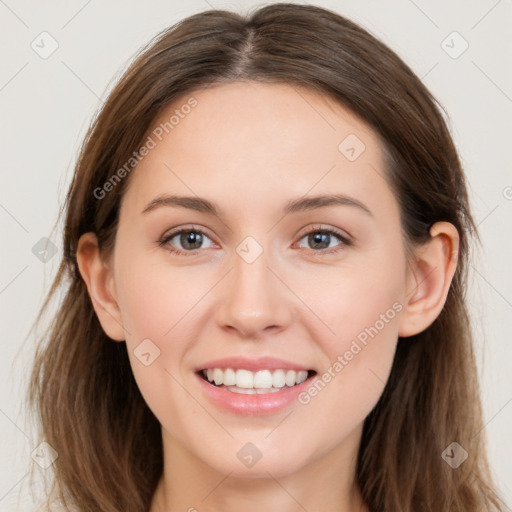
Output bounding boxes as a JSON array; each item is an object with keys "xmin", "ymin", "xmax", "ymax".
[
  {"xmin": 76, "ymin": 232, "xmax": 126, "ymax": 341},
  {"xmin": 398, "ymin": 221, "xmax": 460, "ymax": 337}
]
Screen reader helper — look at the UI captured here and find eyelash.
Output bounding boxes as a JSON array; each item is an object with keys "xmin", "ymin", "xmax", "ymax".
[{"xmin": 159, "ymin": 225, "xmax": 352, "ymax": 257}]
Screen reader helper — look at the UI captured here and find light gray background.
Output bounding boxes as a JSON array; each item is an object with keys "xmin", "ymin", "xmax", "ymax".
[{"xmin": 1, "ymin": 1, "xmax": 511, "ymax": 510}]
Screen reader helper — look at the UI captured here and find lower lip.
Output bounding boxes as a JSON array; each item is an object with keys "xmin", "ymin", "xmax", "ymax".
[{"xmin": 195, "ymin": 372, "xmax": 315, "ymax": 416}]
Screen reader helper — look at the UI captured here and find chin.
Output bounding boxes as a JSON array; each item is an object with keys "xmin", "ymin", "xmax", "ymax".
[{"xmin": 194, "ymin": 442, "xmax": 313, "ymax": 479}]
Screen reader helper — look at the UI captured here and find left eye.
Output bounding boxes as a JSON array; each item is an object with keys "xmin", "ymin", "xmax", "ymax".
[
  {"xmin": 160, "ymin": 228, "xmax": 214, "ymax": 254},
  {"xmin": 296, "ymin": 228, "xmax": 350, "ymax": 252}
]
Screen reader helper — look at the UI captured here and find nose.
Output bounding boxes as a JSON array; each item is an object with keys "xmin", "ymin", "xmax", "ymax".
[{"xmin": 215, "ymin": 243, "xmax": 293, "ymax": 339}]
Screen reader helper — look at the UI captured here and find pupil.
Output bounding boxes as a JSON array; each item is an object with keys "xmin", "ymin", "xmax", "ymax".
[
  {"xmin": 182, "ymin": 231, "xmax": 202, "ymax": 249},
  {"xmin": 310, "ymin": 232, "xmax": 329, "ymax": 249}
]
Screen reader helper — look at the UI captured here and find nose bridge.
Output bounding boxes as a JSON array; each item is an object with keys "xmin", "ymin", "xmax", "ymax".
[{"xmin": 215, "ymin": 235, "xmax": 291, "ymax": 337}]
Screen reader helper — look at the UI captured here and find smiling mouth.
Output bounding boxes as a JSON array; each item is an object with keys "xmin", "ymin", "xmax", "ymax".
[{"xmin": 197, "ymin": 368, "xmax": 317, "ymax": 394}]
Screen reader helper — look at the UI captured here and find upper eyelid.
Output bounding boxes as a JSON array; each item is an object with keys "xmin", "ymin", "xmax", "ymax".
[
  {"xmin": 160, "ymin": 225, "xmax": 213, "ymax": 242},
  {"xmin": 295, "ymin": 224, "xmax": 351, "ymax": 240}
]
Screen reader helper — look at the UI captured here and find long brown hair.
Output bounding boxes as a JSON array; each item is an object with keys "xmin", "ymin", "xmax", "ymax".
[{"xmin": 26, "ymin": 3, "xmax": 506, "ymax": 511}]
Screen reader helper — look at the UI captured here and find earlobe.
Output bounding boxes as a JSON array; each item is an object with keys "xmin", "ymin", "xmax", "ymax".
[
  {"xmin": 398, "ymin": 222, "xmax": 460, "ymax": 337},
  {"xmin": 75, "ymin": 232, "xmax": 126, "ymax": 341}
]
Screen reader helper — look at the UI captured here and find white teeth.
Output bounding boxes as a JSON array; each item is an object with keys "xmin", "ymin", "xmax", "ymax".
[
  {"xmin": 212, "ymin": 368, "xmax": 224, "ymax": 386},
  {"xmin": 296, "ymin": 370, "xmax": 308, "ymax": 384},
  {"xmin": 285, "ymin": 369, "xmax": 296, "ymax": 387},
  {"xmin": 253, "ymin": 370, "xmax": 273, "ymax": 388},
  {"xmin": 272, "ymin": 369, "xmax": 286, "ymax": 388},
  {"xmin": 223, "ymin": 368, "xmax": 236, "ymax": 386},
  {"xmin": 235, "ymin": 369, "xmax": 254, "ymax": 389},
  {"xmin": 228, "ymin": 386, "xmax": 257, "ymax": 394},
  {"xmin": 227, "ymin": 386, "xmax": 282, "ymax": 394},
  {"xmin": 201, "ymin": 368, "xmax": 311, "ymax": 390}
]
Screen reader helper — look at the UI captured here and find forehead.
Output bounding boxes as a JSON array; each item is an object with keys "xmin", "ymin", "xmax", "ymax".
[{"xmin": 121, "ymin": 81, "xmax": 397, "ymax": 222}]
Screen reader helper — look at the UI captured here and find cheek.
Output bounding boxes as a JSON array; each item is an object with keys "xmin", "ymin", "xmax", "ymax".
[
  {"xmin": 114, "ymin": 247, "xmax": 206, "ymax": 344},
  {"xmin": 294, "ymin": 249, "xmax": 405, "ymax": 411},
  {"xmin": 295, "ymin": 253, "xmax": 405, "ymax": 350},
  {"xmin": 112, "ymin": 250, "xmax": 206, "ymax": 419}
]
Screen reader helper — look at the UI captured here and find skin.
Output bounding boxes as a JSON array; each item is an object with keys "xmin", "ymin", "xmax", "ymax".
[{"xmin": 77, "ymin": 82, "xmax": 459, "ymax": 511}]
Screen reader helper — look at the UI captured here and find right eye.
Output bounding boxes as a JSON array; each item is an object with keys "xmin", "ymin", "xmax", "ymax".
[{"xmin": 159, "ymin": 227, "xmax": 216, "ymax": 255}]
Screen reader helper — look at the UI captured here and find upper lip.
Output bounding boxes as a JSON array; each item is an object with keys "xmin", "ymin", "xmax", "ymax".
[{"xmin": 195, "ymin": 356, "xmax": 314, "ymax": 373}]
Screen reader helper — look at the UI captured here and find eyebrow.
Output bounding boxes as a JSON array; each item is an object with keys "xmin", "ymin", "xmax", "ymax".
[{"xmin": 142, "ymin": 193, "xmax": 373, "ymax": 217}]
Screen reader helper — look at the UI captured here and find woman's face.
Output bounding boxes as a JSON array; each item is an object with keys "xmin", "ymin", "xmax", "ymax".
[{"xmin": 109, "ymin": 82, "xmax": 412, "ymax": 477}]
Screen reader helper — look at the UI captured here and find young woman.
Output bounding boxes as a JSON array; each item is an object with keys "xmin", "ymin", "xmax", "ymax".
[{"xmin": 27, "ymin": 3, "xmax": 506, "ymax": 511}]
